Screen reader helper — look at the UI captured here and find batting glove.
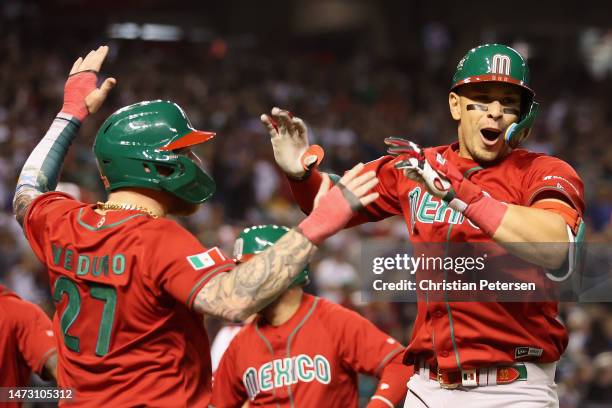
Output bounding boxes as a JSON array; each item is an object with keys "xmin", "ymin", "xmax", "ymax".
[
  {"xmin": 61, "ymin": 46, "xmax": 116, "ymax": 122},
  {"xmin": 261, "ymin": 108, "xmax": 324, "ymax": 179},
  {"xmin": 385, "ymin": 137, "xmax": 508, "ymax": 236},
  {"xmin": 385, "ymin": 137, "xmax": 482, "ymax": 212}
]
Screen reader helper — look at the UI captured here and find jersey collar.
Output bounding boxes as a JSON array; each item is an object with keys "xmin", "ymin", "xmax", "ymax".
[{"xmin": 443, "ymin": 142, "xmax": 484, "ymax": 177}]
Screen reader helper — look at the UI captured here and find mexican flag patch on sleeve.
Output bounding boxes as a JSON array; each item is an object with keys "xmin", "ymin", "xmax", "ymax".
[{"xmin": 187, "ymin": 247, "xmax": 227, "ymax": 270}]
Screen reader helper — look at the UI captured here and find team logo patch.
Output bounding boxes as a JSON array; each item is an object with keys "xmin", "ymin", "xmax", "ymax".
[
  {"xmin": 492, "ymin": 54, "xmax": 511, "ymax": 75},
  {"xmin": 187, "ymin": 247, "xmax": 226, "ymax": 270},
  {"xmin": 497, "ymin": 367, "xmax": 520, "ymax": 384},
  {"xmin": 514, "ymin": 346, "xmax": 543, "ymax": 359}
]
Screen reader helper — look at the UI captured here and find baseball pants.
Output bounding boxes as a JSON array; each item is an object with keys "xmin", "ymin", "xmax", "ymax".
[{"xmin": 403, "ymin": 362, "xmax": 558, "ymax": 408}]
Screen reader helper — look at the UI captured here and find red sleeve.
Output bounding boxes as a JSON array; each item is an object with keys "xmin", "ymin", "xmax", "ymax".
[
  {"xmin": 367, "ymin": 352, "xmax": 414, "ymax": 408},
  {"xmin": 523, "ymin": 156, "xmax": 585, "ymax": 216},
  {"xmin": 23, "ymin": 192, "xmax": 82, "ymax": 263},
  {"xmin": 288, "ymin": 168, "xmax": 324, "ymax": 215},
  {"xmin": 322, "ymin": 301, "xmax": 409, "ymax": 406},
  {"xmin": 210, "ymin": 337, "xmax": 248, "ymax": 408},
  {"xmin": 146, "ymin": 221, "xmax": 235, "ymax": 309},
  {"xmin": 288, "ymin": 156, "xmax": 403, "ymax": 226},
  {"xmin": 12, "ymin": 297, "xmax": 56, "ymax": 375}
]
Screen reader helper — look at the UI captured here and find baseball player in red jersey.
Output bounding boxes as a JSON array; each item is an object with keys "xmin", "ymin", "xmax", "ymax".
[
  {"xmin": 12, "ymin": 46, "xmax": 380, "ymax": 407},
  {"xmin": 211, "ymin": 225, "xmax": 412, "ymax": 408},
  {"xmin": 261, "ymin": 44, "xmax": 585, "ymax": 407},
  {"xmin": 0, "ymin": 284, "xmax": 57, "ymax": 407}
]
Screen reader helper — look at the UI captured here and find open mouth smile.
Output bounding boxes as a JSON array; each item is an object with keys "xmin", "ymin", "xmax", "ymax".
[{"xmin": 480, "ymin": 128, "xmax": 502, "ymax": 146}]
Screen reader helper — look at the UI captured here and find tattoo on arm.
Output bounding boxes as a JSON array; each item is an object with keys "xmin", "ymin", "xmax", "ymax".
[
  {"xmin": 193, "ymin": 229, "xmax": 316, "ymax": 321},
  {"xmin": 13, "ymin": 187, "xmax": 42, "ymax": 226}
]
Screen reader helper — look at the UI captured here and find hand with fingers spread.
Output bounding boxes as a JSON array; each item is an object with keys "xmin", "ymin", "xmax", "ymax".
[
  {"xmin": 298, "ymin": 163, "xmax": 379, "ymax": 245},
  {"xmin": 385, "ymin": 137, "xmax": 485, "ymax": 212},
  {"xmin": 61, "ymin": 45, "xmax": 116, "ymax": 122},
  {"xmin": 261, "ymin": 107, "xmax": 324, "ymax": 179},
  {"xmin": 385, "ymin": 137, "xmax": 453, "ymax": 202}
]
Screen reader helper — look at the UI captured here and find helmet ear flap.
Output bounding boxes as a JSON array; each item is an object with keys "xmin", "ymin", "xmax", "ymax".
[
  {"xmin": 504, "ymin": 101, "xmax": 539, "ymax": 148},
  {"xmin": 152, "ymin": 162, "xmax": 176, "ymax": 177},
  {"xmin": 159, "ymin": 156, "xmax": 215, "ymax": 203}
]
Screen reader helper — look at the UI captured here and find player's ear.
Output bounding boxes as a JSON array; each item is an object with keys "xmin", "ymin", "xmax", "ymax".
[{"xmin": 449, "ymin": 92, "xmax": 461, "ymax": 121}]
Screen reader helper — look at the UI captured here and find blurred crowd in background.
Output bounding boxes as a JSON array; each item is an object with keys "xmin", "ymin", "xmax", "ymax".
[{"xmin": 1, "ymin": 1, "xmax": 611, "ymax": 406}]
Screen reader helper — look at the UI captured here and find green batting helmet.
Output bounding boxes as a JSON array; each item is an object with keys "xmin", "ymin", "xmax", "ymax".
[
  {"xmin": 93, "ymin": 100, "xmax": 216, "ymax": 204},
  {"xmin": 451, "ymin": 44, "xmax": 539, "ymax": 148},
  {"xmin": 233, "ymin": 225, "xmax": 309, "ymax": 287}
]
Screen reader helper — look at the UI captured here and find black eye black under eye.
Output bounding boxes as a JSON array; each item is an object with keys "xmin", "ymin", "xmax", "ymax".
[{"xmin": 502, "ymin": 108, "xmax": 520, "ymax": 115}]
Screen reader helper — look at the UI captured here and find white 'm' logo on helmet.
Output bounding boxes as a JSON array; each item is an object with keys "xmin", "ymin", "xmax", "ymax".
[{"xmin": 491, "ymin": 54, "xmax": 511, "ymax": 75}]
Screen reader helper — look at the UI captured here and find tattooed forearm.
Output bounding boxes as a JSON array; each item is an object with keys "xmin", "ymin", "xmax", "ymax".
[
  {"xmin": 13, "ymin": 187, "xmax": 42, "ymax": 226},
  {"xmin": 194, "ymin": 229, "xmax": 316, "ymax": 321},
  {"xmin": 13, "ymin": 114, "xmax": 80, "ymax": 227}
]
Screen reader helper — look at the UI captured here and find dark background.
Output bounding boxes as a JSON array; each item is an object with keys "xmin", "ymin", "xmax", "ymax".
[{"xmin": 1, "ymin": 1, "xmax": 611, "ymax": 406}]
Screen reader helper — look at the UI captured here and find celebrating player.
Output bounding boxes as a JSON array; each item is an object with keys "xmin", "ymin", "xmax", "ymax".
[
  {"xmin": 0, "ymin": 285, "xmax": 57, "ymax": 394},
  {"xmin": 12, "ymin": 46, "xmax": 379, "ymax": 407},
  {"xmin": 262, "ymin": 44, "xmax": 585, "ymax": 407},
  {"xmin": 210, "ymin": 225, "xmax": 412, "ymax": 408}
]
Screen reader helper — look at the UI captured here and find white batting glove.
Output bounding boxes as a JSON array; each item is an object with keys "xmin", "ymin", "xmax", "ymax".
[
  {"xmin": 261, "ymin": 107, "xmax": 323, "ymax": 179},
  {"xmin": 385, "ymin": 137, "xmax": 452, "ymax": 199},
  {"xmin": 385, "ymin": 137, "xmax": 487, "ymax": 213}
]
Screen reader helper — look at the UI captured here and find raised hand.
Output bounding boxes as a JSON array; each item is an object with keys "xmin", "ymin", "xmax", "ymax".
[
  {"xmin": 261, "ymin": 107, "xmax": 323, "ymax": 179},
  {"xmin": 61, "ymin": 45, "xmax": 116, "ymax": 121}
]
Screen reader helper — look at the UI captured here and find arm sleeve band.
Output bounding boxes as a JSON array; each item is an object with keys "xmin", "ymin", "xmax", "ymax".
[{"xmin": 15, "ymin": 113, "xmax": 80, "ymax": 195}]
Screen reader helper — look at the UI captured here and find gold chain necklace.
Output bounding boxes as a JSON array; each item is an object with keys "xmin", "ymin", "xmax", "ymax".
[{"xmin": 97, "ymin": 201, "xmax": 159, "ymax": 218}]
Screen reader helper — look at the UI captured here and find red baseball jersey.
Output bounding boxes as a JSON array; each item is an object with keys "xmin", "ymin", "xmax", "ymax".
[
  {"xmin": 210, "ymin": 293, "xmax": 411, "ymax": 408},
  {"xmin": 289, "ymin": 143, "xmax": 585, "ymax": 371},
  {"xmin": 23, "ymin": 192, "xmax": 235, "ymax": 407},
  {"xmin": 0, "ymin": 285, "xmax": 56, "ymax": 407}
]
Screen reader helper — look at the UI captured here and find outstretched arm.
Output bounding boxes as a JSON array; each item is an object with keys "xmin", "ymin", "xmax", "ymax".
[
  {"xmin": 261, "ymin": 108, "xmax": 402, "ymax": 226},
  {"xmin": 13, "ymin": 46, "xmax": 116, "ymax": 226},
  {"xmin": 195, "ymin": 228, "xmax": 314, "ymax": 322},
  {"xmin": 194, "ymin": 163, "xmax": 379, "ymax": 321}
]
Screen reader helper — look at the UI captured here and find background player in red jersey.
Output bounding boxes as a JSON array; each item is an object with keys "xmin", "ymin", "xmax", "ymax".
[
  {"xmin": 211, "ymin": 225, "xmax": 412, "ymax": 408},
  {"xmin": 0, "ymin": 284, "xmax": 57, "ymax": 407},
  {"xmin": 12, "ymin": 46, "xmax": 379, "ymax": 407},
  {"xmin": 261, "ymin": 44, "xmax": 585, "ymax": 407}
]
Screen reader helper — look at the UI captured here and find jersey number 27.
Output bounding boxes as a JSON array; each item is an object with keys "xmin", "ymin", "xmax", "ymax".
[{"xmin": 52, "ymin": 276, "xmax": 117, "ymax": 357}]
